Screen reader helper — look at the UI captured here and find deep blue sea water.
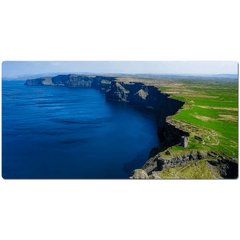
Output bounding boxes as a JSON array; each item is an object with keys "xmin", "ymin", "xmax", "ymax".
[{"xmin": 2, "ymin": 81, "xmax": 159, "ymax": 179}]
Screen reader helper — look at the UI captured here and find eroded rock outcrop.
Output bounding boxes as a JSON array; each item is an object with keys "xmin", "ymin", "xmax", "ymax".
[
  {"xmin": 142, "ymin": 150, "xmax": 208, "ymax": 175},
  {"xmin": 129, "ymin": 169, "xmax": 149, "ymax": 179}
]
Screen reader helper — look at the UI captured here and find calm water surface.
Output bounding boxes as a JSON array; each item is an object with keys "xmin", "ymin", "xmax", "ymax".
[{"xmin": 2, "ymin": 81, "xmax": 159, "ymax": 179}]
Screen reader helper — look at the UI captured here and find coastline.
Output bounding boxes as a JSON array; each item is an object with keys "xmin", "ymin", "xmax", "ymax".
[{"xmin": 24, "ymin": 74, "xmax": 238, "ymax": 179}]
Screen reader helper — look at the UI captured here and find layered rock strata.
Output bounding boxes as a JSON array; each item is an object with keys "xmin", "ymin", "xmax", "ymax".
[
  {"xmin": 142, "ymin": 150, "xmax": 208, "ymax": 175},
  {"xmin": 24, "ymin": 74, "xmax": 115, "ymax": 92}
]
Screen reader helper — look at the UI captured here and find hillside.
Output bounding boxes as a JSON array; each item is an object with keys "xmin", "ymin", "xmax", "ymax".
[{"xmin": 130, "ymin": 78, "xmax": 238, "ymax": 179}]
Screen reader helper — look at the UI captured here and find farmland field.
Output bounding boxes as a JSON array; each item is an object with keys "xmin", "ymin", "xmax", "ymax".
[{"xmin": 159, "ymin": 80, "xmax": 238, "ymax": 158}]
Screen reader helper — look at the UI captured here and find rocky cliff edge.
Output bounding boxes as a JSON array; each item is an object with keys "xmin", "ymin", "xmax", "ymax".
[{"xmin": 105, "ymin": 80, "xmax": 238, "ymax": 179}]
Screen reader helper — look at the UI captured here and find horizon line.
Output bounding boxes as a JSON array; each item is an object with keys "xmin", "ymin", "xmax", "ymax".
[{"xmin": 3, "ymin": 72, "xmax": 238, "ymax": 79}]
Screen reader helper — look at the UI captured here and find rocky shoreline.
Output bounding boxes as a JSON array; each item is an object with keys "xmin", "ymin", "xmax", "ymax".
[{"xmin": 25, "ymin": 74, "xmax": 238, "ymax": 179}]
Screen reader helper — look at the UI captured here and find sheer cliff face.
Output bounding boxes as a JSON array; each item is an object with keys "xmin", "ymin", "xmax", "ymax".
[
  {"xmin": 105, "ymin": 81, "xmax": 166, "ymax": 108},
  {"xmin": 24, "ymin": 74, "xmax": 115, "ymax": 91},
  {"xmin": 105, "ymin": 81, "xmax": 183, "ymax": 114},
  {"xmin": 106, "ymin": 80, "xmax": 188, "ymax": 152},
  {"xmin": 105, "ymin": 80, "xmax": 184, "ymax": 119}
]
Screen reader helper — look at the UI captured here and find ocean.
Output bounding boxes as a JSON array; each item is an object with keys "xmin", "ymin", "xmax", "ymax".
[{"xmin": 2, "ymin": 81, "xmax": 159, "ymax": 179}]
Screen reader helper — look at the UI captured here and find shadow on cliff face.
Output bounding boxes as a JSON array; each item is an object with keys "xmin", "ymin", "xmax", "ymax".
[{"xmin": 208, "ymin": 159, "xmax": 238, "ymax": 179}]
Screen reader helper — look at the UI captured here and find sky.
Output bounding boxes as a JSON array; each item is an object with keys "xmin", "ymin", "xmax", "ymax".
[{"xmin": 2, "ymin": 61, "xmax": 238, "ymax": 79}]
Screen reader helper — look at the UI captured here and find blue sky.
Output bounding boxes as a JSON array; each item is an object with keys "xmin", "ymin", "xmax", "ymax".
[{"xmin": 2, "ymin": 61, "xmax": 238, "ymax": 78}]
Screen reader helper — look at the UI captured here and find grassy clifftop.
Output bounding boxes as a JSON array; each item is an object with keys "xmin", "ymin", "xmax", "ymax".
[{"xmin": 159, "ymin": 80, "xmax": 238, "ymax": 159}]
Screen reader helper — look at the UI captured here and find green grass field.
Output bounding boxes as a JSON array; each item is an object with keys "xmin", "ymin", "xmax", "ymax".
[{"xmin": 159, "ymin": 80, "xmax": 238, "ymax": 158}]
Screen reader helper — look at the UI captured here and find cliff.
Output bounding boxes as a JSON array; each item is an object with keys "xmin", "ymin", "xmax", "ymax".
[
  {"xmin": 106, "ymin": 80, "xmax": 188, "ymax": 148},
  {"xmin": 105, "ymin": 80, "xmax": 238, "ymax": 179},
  {"xmin": 25, "ymin": 76, "xmax": 238, "ymax": 179},
  {"xmin": 24, "ymin": 74, "xmax": 115, "ymax": 92}
]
